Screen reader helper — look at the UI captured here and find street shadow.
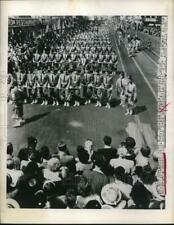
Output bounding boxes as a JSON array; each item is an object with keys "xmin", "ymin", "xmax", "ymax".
[
  {"xmin": 110, "ymin": 98, "xmax": 120, "ymax": 108},
  {"xmin": 134, "ymin": 105, "xmax": 147, "ymax": 115},
  {"xmin": 25, "ymin": 112, "xmax": 50, "ymax": 125}
]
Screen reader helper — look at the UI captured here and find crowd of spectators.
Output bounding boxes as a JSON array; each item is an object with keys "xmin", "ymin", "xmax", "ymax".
[
  {"xmin": 142, "ymin": 26, "xmax": 161, "ymax": 38},
  {"xmin": 7, "ymin": 135, "xmax": 165, "ymax": 209}
]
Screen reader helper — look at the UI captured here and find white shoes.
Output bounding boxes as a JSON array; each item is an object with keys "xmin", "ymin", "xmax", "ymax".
[
  {"xmin": 13, "ymin": 121, "xmax": 22, "ymax": 128},
  {"xmin": 106, "ymin": 103, "xmax": 111, "ymax": 109},
  {"xmin": 8, "ymin": 100, "xmax": 13, "ymax": 105},
  {"xmin": 11, "ymin": 114, "xmax": 18, "ymax": 119},
  {"xmin": 96, "ymin": 102, "xmax": 101, "ymax": 107},
  {"xmin": 74, "ymin": 101, "xmax": 80, "ymax": 107},
  {"xmin": 12, "ymin": 118, "xmax": 25, "ymax": 128},
  {"xmin": 129, "ymin": 110, "xmax": 133, "ymax": 115}
]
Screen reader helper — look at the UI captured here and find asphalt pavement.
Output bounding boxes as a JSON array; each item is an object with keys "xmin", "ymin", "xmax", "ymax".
[{"xmin": 7, "ymin": 24, "xmax": 159, "ymax": 157}]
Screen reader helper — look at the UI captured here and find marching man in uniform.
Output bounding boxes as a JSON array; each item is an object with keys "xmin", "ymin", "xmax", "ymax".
[
  {"xmin": 103, "ymin": 71, "xmax": 113, "ymax": 109},
  {"xmin": 11, "ymin": 81, "xmax": 25, "ymax": 128},
  {"xmin": 70, "ymin": 70, "xmax": 81, "ymax": 107},
  {"xmin": 41, "ymin": 70, "xmax": 50, "ymax": 106},
  {"xmin": 115, "ymin": 72, "xmax": 125, "ymax": 100},
  {"xmin": 82, "ymin": 69, "xmax": 93, "ymax": 105},
  {"xmin": 57, "ymin": 70, "xmax": 71, "ymax": 107},
  {"xmin": 51, "ymin": 70, "xmax": 60, "ymax": 106},
  {"xmin": 93, "ymin": 70, "xmax": 103, "ymax": 107},
  {"xmin": 116, "ymin": 72, "xmax": 130, "ymax": 108},
  {"xmin": 125, "ymin": 76, "xmax": 137, "ymax": 115}
]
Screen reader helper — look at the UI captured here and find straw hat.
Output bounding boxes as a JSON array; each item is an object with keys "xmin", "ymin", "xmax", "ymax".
[
  {"xmin": 6, "ymin": 198, "xmax": 20, "ymax": 208},
  {"xmin": 102, "ymin": 204, "xmax": 114, "ymax": 209},
  {"xmin": 101, "ymin": 183, "xmax": 122, "ymax": 206}
]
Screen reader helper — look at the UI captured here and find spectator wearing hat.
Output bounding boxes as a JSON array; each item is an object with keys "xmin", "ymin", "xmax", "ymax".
[
  {"xmin": 101, "ymin": 183, "xmax": 123, "ymax": 208},
  {"xmin": 6, "ymin": 198, "xmax": 20, "ymax": 208}
]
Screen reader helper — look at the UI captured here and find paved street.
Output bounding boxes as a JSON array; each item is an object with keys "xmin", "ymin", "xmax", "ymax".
[{"xmin": 8, "ymin": 23, "xmax": 159, "ymax": 157}]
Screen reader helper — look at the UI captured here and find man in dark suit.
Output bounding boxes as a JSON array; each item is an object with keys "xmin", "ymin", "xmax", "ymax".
[{"xmin": 97, "ymin": 136, "xmax": 117, "ymax": 164}]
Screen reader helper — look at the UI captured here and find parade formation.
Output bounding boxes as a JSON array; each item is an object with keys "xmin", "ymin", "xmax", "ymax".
[
  {"xmin": 8, "ymin": 17, "xmax": 138, "ymax": 127},
  {"xmin": 6, "ymin": 16, "xmax": 164, "ymax": 210}
]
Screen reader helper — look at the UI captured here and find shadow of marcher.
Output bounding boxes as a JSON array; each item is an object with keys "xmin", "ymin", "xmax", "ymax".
[
  {"xmin": 134, "ymin": 105, "xmax": 147, "ymax": 115},
  {"xmin": 110, "ymin": 98, "xmax": 120, "ymax": 108},
  {"xmin": 25, "ymin": 112, "xmax": 50, "ymax": 125}
]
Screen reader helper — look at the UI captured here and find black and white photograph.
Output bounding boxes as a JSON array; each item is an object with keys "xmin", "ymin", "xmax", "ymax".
[{"xmin": 6, "ymin": 15, "xmax": 167, "ymax": 210}]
